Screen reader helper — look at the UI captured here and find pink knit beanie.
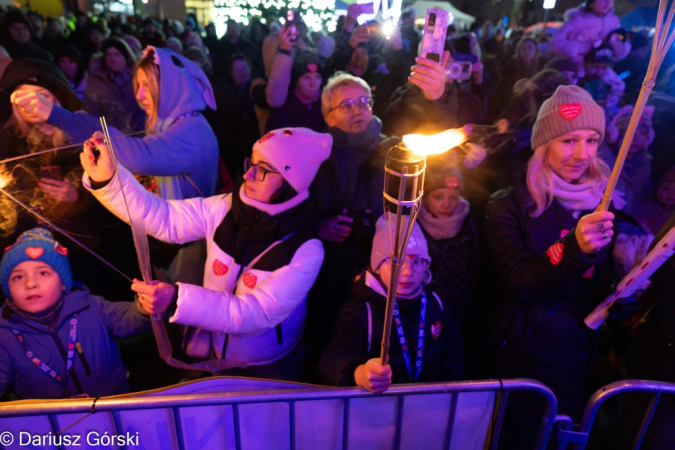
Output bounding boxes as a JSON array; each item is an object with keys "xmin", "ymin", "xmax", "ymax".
[
  {"xmin": 253, "ymin": 127, "xmax": 332, "ymax": 195},
  {"xmin": 531, "ymin": 85, "xmax": 605, "ymax": 149}
]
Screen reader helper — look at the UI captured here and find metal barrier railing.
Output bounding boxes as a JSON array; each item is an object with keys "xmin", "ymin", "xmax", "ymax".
[
  {"xmin": 552, "ymin": 379, "xmax": 675, "ymax": 449},
  {"xmin": 0, "ymin": 377, "xmax": 560, "ymax": 450}
]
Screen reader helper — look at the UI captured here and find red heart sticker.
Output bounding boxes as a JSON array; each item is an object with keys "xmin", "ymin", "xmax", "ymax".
[
  {"xmin": 431, "ymin": 321, "xmax": 442, "ymax": 340},
  {"xmin": 257, "ymin": 132, "xmax": 275, "ymax": 143},
  {"xmin": 444, "ymin": 175, "xmax": 460, "ymax": 190},
  {"xmin": 243, "ymin": 272, "xmax": 257, "ymax": 289},
  {"xmin": 25, "ymin": 247, "xmax": 44, "ymax": 259},
  {"xmin": 546, "ymin": 243, "xmax": 564, "ymax": 265},
  {"xmin": 307, "ymin": 63, "xmax": 318, "ymax": 73},
  {"xmin": 582, "ymin": 265, "xmax": 595, "ymax": 279},
  {"xmin": 212, "ymin": 259, "xmax": 229, "ymax": 276},
  {"xmin": 559, "ymin": 103, "xmax": 582, "ymax": 121}
]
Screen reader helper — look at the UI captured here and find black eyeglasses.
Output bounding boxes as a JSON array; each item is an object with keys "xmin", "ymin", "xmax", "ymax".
[
  {"xmin": 243, "ymin": 157, "xmax": 280, "ymax": 182},
  {"xmin": 328, "ymin": 96, "xmax": 374, "ymax": 114},
  {"xmin": 382, "ymin": 256, "xmax": 431, "ymax": 273}
]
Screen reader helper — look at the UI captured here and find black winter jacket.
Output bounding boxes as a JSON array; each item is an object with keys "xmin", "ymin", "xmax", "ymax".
[
  {"xmin": 317, "ymin": 274, "xmax": 465, "ymax": 386},
  {"xmin": 485, "ymin": 176, "xmax": 615, "ymax": 419}
]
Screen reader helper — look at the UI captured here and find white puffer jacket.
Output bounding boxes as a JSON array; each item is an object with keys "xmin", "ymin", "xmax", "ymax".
[{"xmin": 85, "ymin": 165, "xmax": 324, "ymax": 369}]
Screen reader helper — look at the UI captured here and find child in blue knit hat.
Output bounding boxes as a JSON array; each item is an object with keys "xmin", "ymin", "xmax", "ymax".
[{"xmin": 0, "ymin": 227, "xmax": 151, "ymax": 400}]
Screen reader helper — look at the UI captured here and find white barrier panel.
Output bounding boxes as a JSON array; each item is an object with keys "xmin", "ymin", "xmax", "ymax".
[{"xmin": 0, "ymin": 378, "xmax": 555, "ymax": 449}]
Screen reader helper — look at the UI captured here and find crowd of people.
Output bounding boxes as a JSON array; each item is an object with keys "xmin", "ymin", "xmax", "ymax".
[{"xmin": 1, "ymin": 0, "xmax": 675, "ymax": 446}]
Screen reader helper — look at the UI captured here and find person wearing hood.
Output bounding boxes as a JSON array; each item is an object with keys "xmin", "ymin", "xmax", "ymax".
[
  {"xmin": 80, "ymin": 127, "xmax": 331, "ymax": 381},
  {"xmin": 84, "ymin": 37, "xmax": 145, "ymax": 133},
  {"xmin": 12, "ymin": 45, "xmax": 218, "ymax": 201},
  {"xmin": 317, "ymin": 216, "xmax": 465, "ymax": 392},
  {"xmin": 12, "ymin": 46, "xmax": 219, "ymax": 287},
  {"xmin": 0, "ymin": 10, "xmax": 53, "ymax": 62},
  {"xmin": 54, "ymin": 44, "xmax": 88, "ymax": 101},
  {"xmin": 550, "ymin": 0, "xmax": 631, "ymax": 78}
]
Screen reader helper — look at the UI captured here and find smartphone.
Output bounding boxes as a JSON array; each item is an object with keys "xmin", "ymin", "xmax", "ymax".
[
  {"xmin": 445, "ymin": 61, "xmax": 472, "ymax": 81},
  {"xmin": 420, "ymin": 9, "xmax": 449, "ymax": 63},
  {"xmin": 286, "ymin": 10, "xmax": 298, "ymax": 42}
]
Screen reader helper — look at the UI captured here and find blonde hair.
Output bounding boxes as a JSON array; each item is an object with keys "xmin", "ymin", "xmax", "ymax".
[
  {"xmin": 526, "ymin": 143, "xmax": 610, "ymax": 218},
  {"xmin": 321, "ymin": 71, "xmax": 371, "ymax": 117},
  {"xmin": 6, "ymin": 104, "xmax": 67, "ymax": 150},
  {"xmin": 134, "ymin": 55, "xmax": 161, "ymax": 133}
]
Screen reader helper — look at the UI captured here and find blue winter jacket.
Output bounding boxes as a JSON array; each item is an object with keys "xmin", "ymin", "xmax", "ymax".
[{"xmin": 0, "ymin": 285, "xmax": 150, "ymax": 399}]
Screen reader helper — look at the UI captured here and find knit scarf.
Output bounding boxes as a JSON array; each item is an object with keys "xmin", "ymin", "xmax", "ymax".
[
  {"xmin": 417, "ymin": 198, "xmax": 470, "ymax": 240},
  {"xmin": 9, "ymin": 296, "xmax": 64, "ymax": 332},
  {"xmin": 328, "ymin": 116, "xmax": 382, "ymax": 149},
  {"xmin": 551, "ymin": 172, "xmax": 603, "ymax": 213}
]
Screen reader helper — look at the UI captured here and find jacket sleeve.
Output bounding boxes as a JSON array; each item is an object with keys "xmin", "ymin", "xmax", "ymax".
[
  {"xmin": 96, "ymin": 296, "xmax": 152, "ymax": 338},
  {"xmin": 485, "ymin": 194, "xmax": 599, "ymax": 304},
  {"xmin": 48, "ymin": 106, "xmax": 216, "ymax": 177},
  {"xmin": 265, "ymin": 51, "xmax": 293, "ymax": 108},
  {"xmin": 84, "ymin": 164, "xmax": 229, "ymax": 244},
  {"xmin": 316, "ymin": 300, "xmax": 370, "ymax": 386},
  {"xmin": 170, "ymin": 239, "xmax": 324, "ymax": 334}
]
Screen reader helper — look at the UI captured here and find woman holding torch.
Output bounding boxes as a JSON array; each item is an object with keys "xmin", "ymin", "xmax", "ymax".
[{"xmin": 485, "ymin": 85, "xmax": 616, "ymax": 432}]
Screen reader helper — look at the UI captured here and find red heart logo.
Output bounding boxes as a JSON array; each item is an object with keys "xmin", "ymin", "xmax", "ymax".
[
  {"xmin": 546, "ymin": 243, "xmax": 564, "ymax": 265},
  {"xmin": 212, "ymin": 259, "xmax": 228, "ymax": 276},
  {"xmin": 558, "ymin": 103, "xmax": 582, "ymax": 121},
  {"xmin": 257, "ymin": 132, "xmax": 275, "ymax": 143},
  {"xmin": 431, "ymin": 321, "xmax": 442, "ymax": 340},
  {"xmin": 307, "ymin": 63, "xmax": 318, "ymax": 73},
  {"xmin": 25, "ymin": 247, "xmax": 44, "ymax": 259},
  {"xmin": 243, "ymin": 272, "xmax": 257, "ymax": 289}
]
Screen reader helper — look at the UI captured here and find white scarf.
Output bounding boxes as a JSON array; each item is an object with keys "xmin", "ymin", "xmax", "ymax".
[
  {"xmin": 417, "ymin": 198, "xmax": 470, "ymax": 240},
  {"xmin": 551, "ymin": 172, "xmax": 603, "ymax": 214},
  {"xmin": 238, "ymin": 184, "xmax": 309, "ymax": 216}
]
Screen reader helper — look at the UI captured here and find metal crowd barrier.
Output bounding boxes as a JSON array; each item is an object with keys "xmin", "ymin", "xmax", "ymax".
[
  {"xmin": 0, "ymin": 377, "xmax": 559, "ymax": 450},
  {"xmin": 552, "ymin": 379, "xmax": 675, "ymax": 449}
]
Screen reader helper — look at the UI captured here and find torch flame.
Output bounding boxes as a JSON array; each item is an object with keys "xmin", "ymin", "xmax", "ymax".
[{"xmin": 402, "ymin": 127, "xmax": 469, "ymax": 156}]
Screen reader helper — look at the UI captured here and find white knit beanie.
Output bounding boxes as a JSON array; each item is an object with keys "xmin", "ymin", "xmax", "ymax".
[
  {"xmin": 252, "ymin": 127, "xmax": 332, "ymax": 195},
  {"xmin": 370, "ymin": 215, "xmax": 430, "ymax": 271},
  {"xmin": 531, "ymin": 85, "xmax": 605, "ymax": 149}
]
